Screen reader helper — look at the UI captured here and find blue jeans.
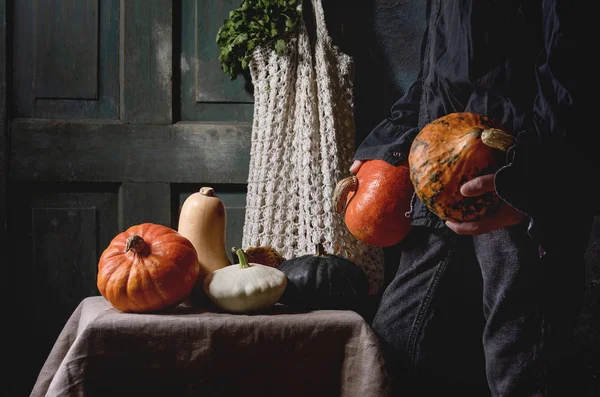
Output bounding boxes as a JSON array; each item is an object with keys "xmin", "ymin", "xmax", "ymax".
[{"xmin": 372, "ymin": 223, "xmax": 547, "ymax": 396}]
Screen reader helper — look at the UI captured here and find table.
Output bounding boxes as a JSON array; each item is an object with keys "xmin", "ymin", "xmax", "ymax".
[{"xmin": 31, "ymin": 296, "xmax": 391, "ymax": 397}]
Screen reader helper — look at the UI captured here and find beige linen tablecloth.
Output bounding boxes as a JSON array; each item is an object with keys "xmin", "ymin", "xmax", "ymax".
[{"xmin": 30, "ymin": 296, "xmax": 391, "ymax": 397}]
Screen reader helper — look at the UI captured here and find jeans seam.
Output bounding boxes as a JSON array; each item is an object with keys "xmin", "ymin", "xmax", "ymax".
[{"xmin": 407, "ymin": 248, "xmax": 454, "ymax": 369}]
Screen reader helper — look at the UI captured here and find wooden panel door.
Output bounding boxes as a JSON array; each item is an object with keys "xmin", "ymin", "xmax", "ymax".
[{"xmin": 6, "ymin": 1, "xmax": 252, "ymax": 395}]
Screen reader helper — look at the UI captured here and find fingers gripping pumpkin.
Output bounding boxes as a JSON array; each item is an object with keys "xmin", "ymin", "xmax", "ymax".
[
  {"xmin": 97, "ymin": 223, "xmax": 200, "ymax": 313},
  {"xmin": 408, "ymin": 112, "xmax": 516, "ymax": 222}
]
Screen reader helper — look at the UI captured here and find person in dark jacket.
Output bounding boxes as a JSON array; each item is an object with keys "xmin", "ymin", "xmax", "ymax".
[{"xmin": 352, "ymin": 1, "xmax": 596, "ymax": 396}]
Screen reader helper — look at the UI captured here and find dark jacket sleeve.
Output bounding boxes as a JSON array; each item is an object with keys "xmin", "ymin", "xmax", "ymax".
[
  {"xmin": 353, "ymin": 77, "xmax": 422, "ymax": 165},
  {"xmin": 494, "ymin": 0, "xmax": 597, "ymax": 249}
]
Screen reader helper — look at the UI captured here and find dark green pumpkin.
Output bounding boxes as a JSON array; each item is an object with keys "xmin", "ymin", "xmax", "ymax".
[{"xmin": 277, "ymin": 243, "xmax": 370, "ymax": 311}]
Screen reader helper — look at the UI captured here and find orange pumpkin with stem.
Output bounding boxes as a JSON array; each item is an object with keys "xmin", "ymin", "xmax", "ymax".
[
  {"xmin": 408, "ymin": 112, "xmax": 516, "ymax": 222},
  {"xmin": 97, "ymin": 223, "xmax": 200, "ymax": 313},
  {"xmin": 333, "ymin": 159, "xmax": 414, "ymax": 247}
]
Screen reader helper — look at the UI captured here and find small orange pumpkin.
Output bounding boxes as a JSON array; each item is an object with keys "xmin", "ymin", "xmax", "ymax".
[
  {"xmin": 408, "ymin": 112, "xmax": 516, "ymax": 222},
  {"xmin": 333, "ymin": 159, "xmax": 414, "ymax": 247},
  {"xmin": 97, "ymin": 223, "xmax": 200, "ymax": 313}
]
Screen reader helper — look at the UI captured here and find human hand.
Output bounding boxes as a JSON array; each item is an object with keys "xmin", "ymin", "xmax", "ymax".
[
  {"xmin": 445, "ymin": 174, "xmax": 525, "ymax": 235},
  {"xmin": 350, "ymin": 160, "xmax": 364, "ymax": 174}
]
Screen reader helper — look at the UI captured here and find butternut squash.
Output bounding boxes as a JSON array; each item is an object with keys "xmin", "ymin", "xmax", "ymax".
[{"xmin": 178, "ymin": 187, "xmax": 231, "ymax": 305}]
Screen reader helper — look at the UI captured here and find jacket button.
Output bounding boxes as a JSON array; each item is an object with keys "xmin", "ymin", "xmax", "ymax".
[{"xmin": 393, "ymin": 151, "xmax": 401, "ymax": 157}]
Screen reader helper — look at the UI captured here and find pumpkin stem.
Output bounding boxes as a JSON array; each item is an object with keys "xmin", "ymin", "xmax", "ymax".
[
  {"xmin": 125, "ymin": 234, "xmax": 146, "ymax": 254},
  {"xmin": 199, "ymin": 187, "xmax": 215, "ymax": 197},
  {"xmin": 481, "ymin": 128, "xmax": 516, "ymax": 152},
  {"xmin": 314, "ymin": 242, "xmax": 327, "ymax": 257},
  {"xmin": 332, "ymin": 176, "xmax": 358, "ymax": 215},
  {"xmin": 236, "ymin": 248, "xmax": 251, "ymax": 268}
]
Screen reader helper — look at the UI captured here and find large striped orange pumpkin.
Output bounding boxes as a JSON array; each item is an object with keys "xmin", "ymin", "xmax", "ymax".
[
  {"xmin": 333, "ymin": 159, "xmax": 414, "ymax": 247},
  {"xmin": 408, "ymin": 112, "xmax": 516, "ymax": 222}
]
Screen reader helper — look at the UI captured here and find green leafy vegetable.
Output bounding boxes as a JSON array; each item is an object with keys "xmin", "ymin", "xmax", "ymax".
[{"xmin": 216, "ymin": 0, "xmax": 303, "ymax": 80}]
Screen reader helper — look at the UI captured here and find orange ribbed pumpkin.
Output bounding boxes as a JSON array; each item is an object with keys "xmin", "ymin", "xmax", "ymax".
[
  {"xmin": 333, "ymin": 159, "xmax": 414, "ymax": 247},
  {"xmin": 408, "ymin": 112, "xmax": 516, "ymax": 222},
  {"xmin": 97, "ymin": 223, "xmax": 200, "ymax": 313}
]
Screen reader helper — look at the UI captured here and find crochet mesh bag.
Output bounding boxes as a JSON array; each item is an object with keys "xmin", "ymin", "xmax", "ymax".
[{"xmin": 242, "ymin": 0, "xmax": 385, "ymax": 294}]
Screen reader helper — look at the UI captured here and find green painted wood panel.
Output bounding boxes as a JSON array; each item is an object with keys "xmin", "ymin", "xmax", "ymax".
[
  {"xmin": 9, "ymin": 183, "xmax": 119, "ymax": 396},
  {"xmin": 10, "ymin": 120, "xmax": 252, "ymax": 184},
  {"xmin": 218, "ymin": 189, "xmax": 247, "ymax": 260},
  {"xmin": 13, "ymin": 0, "xmax": 119, "ymax": 119},
  {"xmin": 34, "ymin": 0, "xmax": 99, "ymax": 99},
  {"xmin": 193, "ymin": 0, "xmax": 253, "ymax": 103},
  {"xmin": 122, "ymin": 0, "xmax": 172, "ymax": 124},
  {"xmin": 180, "ymin": 0, "xmax": 254, "ymax": 121},
  {"xmin": 119, "ymin": 182, "xmax": 171, "ymax": 230},
  {"xmin": 32, "ymin": 207, "xmax": 100, "ymax": 300}
]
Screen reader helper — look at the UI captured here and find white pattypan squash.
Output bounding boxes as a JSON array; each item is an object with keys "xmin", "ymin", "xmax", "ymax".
[{"xmin": 203, "ymin": 248, "xmax": 287, "ymax": 313}]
